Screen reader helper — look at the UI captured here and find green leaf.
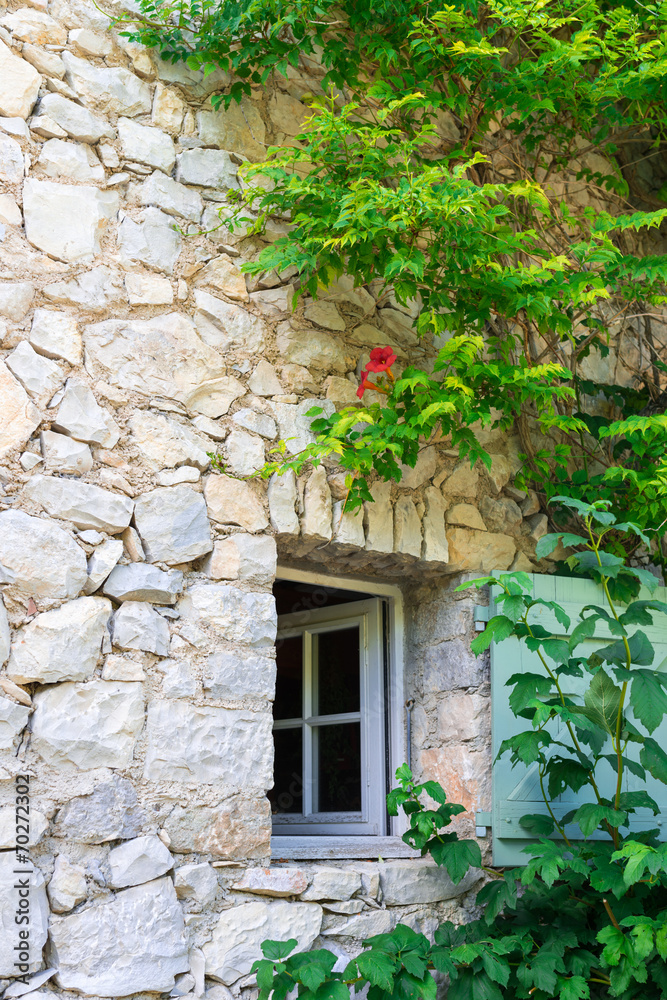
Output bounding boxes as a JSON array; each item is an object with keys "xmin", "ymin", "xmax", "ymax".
[
  {"xmin": 470, "ymin": 615, "xmax": 515, "ymax": 654},
  {"xmin": 572, "ymin": 803, "xmax": 627, "ymax": 836},
  {"xmin": 261, "ymin": 939, "xmax": 298, "ymax": 961},
  {"xmin": 355, "ymin": 951, "xmax": 397, "ymax": 991},
  {"xmin": 507, "ymin": 671, "xmax": 553, "ymax": 714},
  {"xmin": 429, "ymin": 838, "xmax": 482, "ymax": 883},
  {"xmin": 535, "ymin": 532, "xmax": 587, "ymax": 559},
  {"xmin": 519, "ymin": 813, "xmax": 556, "ymax": 836},
  {"xmin": 619, "ymin": 600, "xmax": 667, "ymax": 626},
  {"xmin": 640, "ymin": 737, "xmax": 667, "ymax": 783},
  {"xmin": 557, "ymin": 975, "xmax": 590, "ymax": 999},
  {"xmin": 630, "ymin": 669, "xmax": 667, "ymax": 733},
  {"xmin": 582, "ymin": 669, "xmax": 622, "ymax": 734},
  {"xmin": 481, "ymin": 951, "xmax": 510, "ymax": 987}
]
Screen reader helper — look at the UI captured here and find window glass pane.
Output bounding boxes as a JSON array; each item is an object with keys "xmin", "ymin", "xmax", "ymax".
[
  {"xmin": 316, "ymin": 722, "xmax": 362, "ymax": 812},
  {"xmin": 269, "ymin": 728, "xmax": 303, "ymax": 814},
  {"xmin": 274, "ymin": 634, "xmax": 302, "ymax": 720},
  {"xmin": 314, "ymin": 627, "xmax": 360, "ymax": 716}
]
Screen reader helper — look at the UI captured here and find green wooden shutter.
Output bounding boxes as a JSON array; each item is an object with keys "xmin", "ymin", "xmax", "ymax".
[{"xmin": 490, "ymin": 573, "xmax": 667, "ymax": 866}]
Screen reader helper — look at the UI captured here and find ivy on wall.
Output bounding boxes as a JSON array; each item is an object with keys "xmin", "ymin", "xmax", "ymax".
[{"xmin": 118, "ymin": 0, "xmax": 667, "ymax": 566}]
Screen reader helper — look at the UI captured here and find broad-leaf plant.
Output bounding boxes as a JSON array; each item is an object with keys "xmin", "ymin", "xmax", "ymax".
[
  {"xmin": 249, "ymin": 500, "xmax": 667, "ymax": 999},
  {"xmin": 117, "ymin": 0, "xmax": 667, "ymax": 563}
]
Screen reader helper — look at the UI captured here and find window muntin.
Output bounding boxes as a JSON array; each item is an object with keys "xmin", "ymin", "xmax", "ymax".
[{"xmin": 271, "ymin": 598, "xmax": 386, "ymax": 837}]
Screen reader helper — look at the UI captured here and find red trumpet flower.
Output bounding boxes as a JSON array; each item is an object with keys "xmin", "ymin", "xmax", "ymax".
[{"xmin": 365, "ymin": 346, "xmax": 397, "ymax": 373}]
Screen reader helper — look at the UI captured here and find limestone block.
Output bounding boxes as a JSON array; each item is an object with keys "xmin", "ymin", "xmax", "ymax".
[
  {"xmin": 133, "ymin": 485, "xmax": 213, "ymax": 564},
  {"xmin": 178, "ymin": 583, "xmax": 277, "ymax": 648},
  {"xmin": 230, "ymin": 533, "xmax": 277, "ymax": 585},
  {"xmin": 176, "ymin": 148, "xmax": 239, "ymax": 188},
  {"xmin": 47, "ymin": 855, "xmax": 87, "ymax": 913},
  {"xmin": 152, "ymin": 83, "xmax": 185, "ymax": 131},
  {"xmin": 40, "ymin": 430, "xmax": 91, "ymax": 475},
  {"xmin": 103, "ymin": 564, "xmax": 183, "ymax": 604},
  {"xmin": 422, "ymin": 486, "xmax": 449, "ymax": 563},
  {"xmin": 270, "ymin": 398, "xmax": 335, "ymax": 455},
  {"xmin": 203, "ymin": 901, "xmax": 322, "ymax": 984},
  {"xmin": 141, "ymin": 170, "xmax": 203, "ymax": 223},
  {"xmin": 156, "ymin": 658, "xmax": 195, "ymax": 697},
  {"xmin": 0, "ymin": 39, "xmax": 41, "ymax": 118},
  {"xmin": 119, "ymin": 207, "xmax": 182, "ymax": 274},
  {"xmin": 187, "ymin": 374, "xmax": 246, "ymax": 419},
  {"xmin": 0, "ymin": 805, "xmax": 48, "ymax": 848},
  {"xmin": 437, "ymin": 691, "xmax": 487, "ymax": 743},
  {"xmin": 324, "ymin": 375, "xmax": 359, "ymax": 406},
  {"xmin": 61, "ymin": 51, "xmax": 151, "ymax": 116},
  {"xmin": 84, "ymin": 313, "xmax": 227, "ymax": 406},
  {"xmin": 268, "ymin": 92, "xmax": 308, "ymax": 136},
  {"xmin": 37, "ymin": 92, "xmax": 114, "ymax": 142},
  {"xmin": 526, "ymin": 512, "xmax": 548, "ymax": 542},
  {"xmin": 69, "ymin": 26, "xmax": 112, "ymax": 56},
  {"xmin": 108, "ymin": 834, "xmax": 173, "ymax": 888},
  {"xmin": 379, "ymin": 860, "xmax": 479, "ymax": 905},
  {"xmin": 194, "ymin": 290, "xmax": 267, "ymax": 354},
  {"xmin": 24, "ymin": 179, "xmax": 118, "ymax": 263},
  {"xmin": 304, "ymin": 301, "xmax": 345, "ymax": 331},
  {"xmin": 0, "ymin": 695, "xmax": 30, "ymax": 750},
  {"xmin": 0, "ymin": 359, "xmax": 41, "ymax": 459},
  {"xmin": 511, "ymin": 551, "xmax": 536, "ymax": 572},
  {"xmin": 479, "ymin": 495, "xmax": 522, "ymax": 533},
  {"xmin": 0, "ymin": 133, "xmax": 24, "ymax": 183},
  {"xmin": 195, "ymin": 256, "xmax": 248, "ymax": 302},
  {"xmin": 0, "ymin": 852, "xmax": 48, "ymax": 976},
  {"xmin": 440, "ymin": 462, "xmax": 478, "ymax": 499},
  {"xmin": 174, "ymin": 862, "xmax": 217, "ymax": 906},
  {"xmin": 399, "ymin": 447, "xmax": 437, "ymax": 489},
  {"xmin": 446, "ymin": 503, "xmax": 486, "ymax": 531},
  {"xmin": 53, "ymin": 379, "xmax": 119, "ymax": 447},
  {"xmin": 44, "ymin": 265, "xmax": 125, "ymax": 312},
  {"xmin": 37, "ymin": 137, "xmax": 104, "ymax": 183},
  {"xmin": 2, "ymin": 8, "xmax": 66, "ymax": 44},
  {"xmin": 52, "ymin": 773, "xmax": 146, "ymax": 843},
  {"xmin": 157, "ymin": 467, "xmax": 200, "ymax": 486},
  {"xmin": 125, "ymin": 272, "xmax": 174, "ymax": 305},
  {"xmin": 224, "ymin": 429, "xmax": 265, "ymax": 475},
  {"xmin": 197, "ymin": 100, "xmax": 266, "ymax": 160},
  {"xmin": 144, "ymin": 700, "xmax": 273, "ymax": 787},
  {"xmin": 202, "ymin": 539, "xmax": 240, "ymax": 580},
  {"xmin": 0, "ymin": 280, "xmax": 34, "ymax": 320},
  {"xmin": 165, "ymin": 795, "xmax": 270, "ymax": 858},
  {"xmin": 83, "ymin": 538, "xmax": 124, "ymax": 595},
  {"xmin": 333, "ymin": 500, "xmax": 364, "ymax": 548},
  {"xmin": 0, "ymin": 510, "xmax": 87, "ymax": 609},
  {"xmin": 249, "ymin": 285, "xmax": 294, "ymax": 318},
  {"xmin": 300, "ymin": 867, "xmax": 361, "ymax": 901},
  {"xmin": 23, "ymin": 41, "xmax": 66, "ymax": 77},
  {"xmin": 7, "ymin": 595, "xmax": 111, "ymax": 684},
  {"xmin": 129, "ymin": 410, "xmax": 210, "ymax": 471},
  {"xmin": 393, "ymin": 496, "xmax": 421, "ymax": 557},
  {"xmin": 118, "ymin": 117, "xmax": 175, "ymax": 173},
  {"xmin": 232, "ymin": 408, "xmax": 277, "ymax": 440},
  {"xmin": 0, "ymin": 597, "xmax": 9, "ymax": 665},
  {"xmin": 267, "ymin": 470, "xmax": 299, "ymax": 536},
  {"xmin": 275, "ymin": 322, "xmax": 346, "ymax": 372},
  {"xmin": 234, "ymin": 867, "xmax": 308, "ymax": 897},
  {"xmin": 31, "ymin": 680, "xmax": 144, "ymax": 769},
  {"xmin": 421, "ymin": 637, "xmax": 485, "ymax": 692},
  {"xmin": 301, "ymin": 465, "xmax": 332, "ymax": 542},
  {"xmin": 24, "ymin": 475, "xmax": 133, "ymax": 533},
  {"xmin": 483, "ymin": 453, "xmax": 512, "ymax": 495},
  {"xmin": 0, "ymin": 192, "xmax": 21, "ymax": 225},
  {"xmin": 203, "ymin": 649, "xmax": 276, "ymax": 700},
  {"xmin": 50, "ymin": 876, "xmax": 189, "ymax": 996},
  {"xmin": 204, "ymin": 474, "xmax": 268, "ymax": 531},
  {"xmin": 112, "ymin": 601, "xmax": 170, "ymax": 656},
  {"xmin": 6, "ymin": 342, "xmax": 63, "ymax": 404},
  {"xmin": 248, "ymin": 359, "xmax": 282, "ymax": 396},
  {"xmin": 322, "ymin": 910, "xmax": 393, "ymax": 938},
  {"xmin": 364, "ymin": 480, "xmax": 393, "ymax": 554},
  {"xmin": 103, "ymin": 653, "xmax": 146, "ymax": 682},
  {"xmin": 445, "ymin": 527, "xmax": 516, "ymax": 572}
]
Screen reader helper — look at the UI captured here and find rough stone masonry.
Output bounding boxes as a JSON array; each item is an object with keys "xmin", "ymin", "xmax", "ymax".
[{"xmin": 0, "ymin": 1, "xmax": 649, "ymax": 997}]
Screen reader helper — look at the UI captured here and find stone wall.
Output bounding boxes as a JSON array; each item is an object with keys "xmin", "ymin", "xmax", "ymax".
[{"xmin": 0, "ymin": 1, "xmax": 647, "ymax": 996}]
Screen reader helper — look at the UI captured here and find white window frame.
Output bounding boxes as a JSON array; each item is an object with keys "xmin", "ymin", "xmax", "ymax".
[{"xmin": 270, "ymin": 566, "xmax": 414, "ymax": 860}]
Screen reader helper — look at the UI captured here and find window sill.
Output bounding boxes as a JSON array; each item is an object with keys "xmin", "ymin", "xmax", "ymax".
[{"xmin": 271, "ymin": 835, "xmax": 420, "ymax": 860}]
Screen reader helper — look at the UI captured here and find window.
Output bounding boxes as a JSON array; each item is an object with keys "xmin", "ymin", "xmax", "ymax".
[{"xmin": 270, "ymin": 577, "xmax": 391, "ymax": 838}]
